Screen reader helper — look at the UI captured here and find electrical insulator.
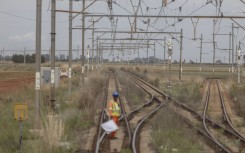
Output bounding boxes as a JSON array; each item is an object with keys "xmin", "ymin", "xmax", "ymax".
[
  {"xmin": 163, "ymin": 0, "xmax": 167, "ymax": 7},
  {"xmin": 108, "ymin": 0, "xmax": 112, "ymax": 10}
]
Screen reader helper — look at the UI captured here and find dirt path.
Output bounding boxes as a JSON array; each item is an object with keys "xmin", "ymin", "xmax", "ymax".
[
  {"xmin": 0, "ymin": 76, "xmax": 34, "ymax": 94},
  {"xmin": 207, "ymin": 80, "xmax": 223, "ymax": 122}
]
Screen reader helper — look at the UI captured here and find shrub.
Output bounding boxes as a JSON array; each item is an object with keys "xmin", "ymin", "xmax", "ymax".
[
  {"xmin": 150, "ymin": 77, "xmax": 160, "ymax": 87},
  {"xmin": 229, "ymin": 84, "xmax": 245, "ymax": 118},
  {"xmin": 135, "ymin": 67, "xmax": 140, "ymax": 72},
  {"xmin": 108, "ymin": 67, "xmax": 115, "ymax": 72},
  {"xmin": 174, "ymin": 82, "xmax": 201, "ymax": 109}
]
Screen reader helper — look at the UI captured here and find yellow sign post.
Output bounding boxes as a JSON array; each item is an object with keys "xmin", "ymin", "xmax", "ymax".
[
  {"xmin": 13, "ymin": 103, "xmax": 28, "ymax": 152},
  {"xmin": 13, "ymin": 103, "xmax": 28, "ymax": 121}
]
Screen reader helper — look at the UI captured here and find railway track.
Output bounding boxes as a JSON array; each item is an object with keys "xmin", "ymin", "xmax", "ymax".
[
  {"xmin": 94, "ymin": 72, "xmax": 132, "ymax": 153},
  {"xmin": 94, "ymin": 69, "xmax": 245, "ymax": 153},
  {"xmin": 216, "ymin": 79, "xmax": 245, "ymax": 141},
  {"xmin": 125, "ymin": 70, "xmax": 245, "ymax": 153},
  {"xmin": 127, "ymin": 74, "xmax": 168, "ymax": 153},
  {"xmin": 203, "ymin": 79, "xmax": 245, "ymax": 153},
  {"xmin": 94, "ymin": 71, "xmax": 168, "ymax": 153}
]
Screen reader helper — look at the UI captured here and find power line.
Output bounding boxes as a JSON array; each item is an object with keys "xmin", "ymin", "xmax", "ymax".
[
  {"xmin": 0, "ymin": 10, "xmax": 69, "ymax": 23},
  {"xmin": 0, "ymin": 10, "xmax": 35, "ymax": 21}
]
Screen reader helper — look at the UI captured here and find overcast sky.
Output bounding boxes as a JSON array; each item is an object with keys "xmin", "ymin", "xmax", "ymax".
[{"xmin": 0, "ymin": 0, "xmax": 244, "ymax": 62}]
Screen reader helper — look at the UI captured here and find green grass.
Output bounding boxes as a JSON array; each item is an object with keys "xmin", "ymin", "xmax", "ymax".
[
  {"xmin": 229, "ymin": 83, "xmax": 245, "ymax": 119},
  {"xmin": 116, "ymin": 69, "xmax": 146, "ymax": 109},
  {"xmin": 0, "ymin": 85, "xmax": 35, "ymax": 153},
  {"xmin": 0, "ymin": 65, "xmax": 107, "ymax": 153},
  {"xmin": 158, "ymin": 80, "xmax": 202, "ymax": 107},
  {"xmin": 151, "ymin": 108, "xmax": 203, "ymax": 153},
  {"xmin": 121, "ymin": 148, "xmax": 132, "ymax": 153}
]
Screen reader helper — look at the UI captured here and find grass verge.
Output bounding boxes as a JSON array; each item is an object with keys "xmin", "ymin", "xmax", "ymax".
[
  {"xmin": 151, "ymin": 108, "xmax": 203, "ymax": 153},
  {"xmin": 0, "ymin": 66, "xmax": 107, "ymax": 153}
]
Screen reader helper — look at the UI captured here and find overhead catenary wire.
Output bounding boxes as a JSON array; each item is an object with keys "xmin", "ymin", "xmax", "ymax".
[
  {"xmin": 91, "ymin": 0, "xmax": 244, "ymax": 63},
  {"xmin": 0, "ymin": 10, "xmax": 74, "ymax": 23}
]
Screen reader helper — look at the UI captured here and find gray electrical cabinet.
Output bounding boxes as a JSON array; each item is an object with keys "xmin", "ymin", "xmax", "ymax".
[{"xmin": 41, "ymin": 67, "xmax": 60, "ymax": 87}]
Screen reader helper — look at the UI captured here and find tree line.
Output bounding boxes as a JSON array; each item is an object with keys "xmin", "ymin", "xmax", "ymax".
[{"xmin": 12, "ymin": 54, "xmax": 45, "ymax": 63}]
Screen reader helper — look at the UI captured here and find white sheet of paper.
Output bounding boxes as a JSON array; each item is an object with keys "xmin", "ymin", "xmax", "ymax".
[{"xmin": 101, "ymin": 119, "xmax": 119, "ymax": 134}]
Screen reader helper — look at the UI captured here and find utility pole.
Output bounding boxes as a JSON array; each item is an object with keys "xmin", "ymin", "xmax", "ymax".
[
  {"xmin": 229, "ymin": 32, "xmax": 232, "ymax": 65},
  {"xmin": 137, "ymin": 47, "xmax": 139, "ymax": 66},
  {"xmin": 86, "ymin": 45, "xmax": 90, "ymax": 71},
  {"xmin": 101, "ymin": 43, "xmax": 103, "ymax": 65},
  {"xmin": 200, "ymin": 34, "xmax": 203, "ymax": 72},
  {"xmin": 235, "ymin": 45, "xmax": 238, "ymax": 64},
  {"xmin": 164, "ymin": 37, "xmax": 166, "ymax": 69},
  {"xmin": 237, "ymin": 41, "xmax": 241, "ymax": 84},
  {"xmin": 50, "ymin": 0, "xmax": 56, "ymax": 112},
  {"xmin": 232, "ymin": 23, "xmax": 234, "ymax": 73},
  {"xmin": 134, "ymin": 5, "xmax": 137, "ymax": 32},
  {"xmin": 77, "ymin": 45, "xmax": 79, "ymax": 62},
  {"xmin": 166, "ymin": 39, "xmax": 173, "ymax": 87},
  {"xmin": 24, "ymin": 48, "xmax": 26, "ymax": 65},
  {"xmin": 179, "ymin": 29, "xmax": 183, "ymax": 81},
  {"xmin": 35, "ymin": 0, "xmax": 42, "ymax": 128},
  {"xmin": 213, "ymin": 20, "xmax": 216, "ymax": 76},
  {"xmin": 147, "ymin": 40, "xmax": 149, "ymax": 66},
  {"xmin": 99, "ymin": 41, "xmax": 101, "ymax": 67},
  {"xmin": 96, "ymin": 36, "xmax": 98, "ymax": 69},
  {"xmin": 81, "ymin": 0, "xmax": 85, "ymax": 83},
  {"xmin": 91, "ymin": 20, "xmax": 94, "ymax": 71},
  {"xmin": 154, "ymin": 42, "xmax": 156, "ymax": 67},
  {"xmin": 68, "ymin": 0, "xmax": 73, "ymax": 98}
]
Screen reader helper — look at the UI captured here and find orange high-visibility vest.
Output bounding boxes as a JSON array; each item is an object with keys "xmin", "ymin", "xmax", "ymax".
[{"xmin": 108, "ymin": 100, "xmax": 121, "ymax": 117}]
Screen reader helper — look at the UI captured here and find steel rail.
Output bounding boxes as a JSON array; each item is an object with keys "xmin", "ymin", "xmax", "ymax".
[
  {"xmin": 127, "ymin": 72, "xmax": 220, "ymax": 153},
  {"xmin": 129, "ymin": 74, "xmax": 230, "ymax": 152},
  {"xmin": 125, "ymin": 71, "xmax": 169, "ymax": 98},
  {"xmin": 97, "ymin": 95, "xmax": 155, "ymax": 148},
  {"xmin": 126, "ymin": 70, "xmax": 244, "ymax": 152},
  {"xmin": 166, "ymin": 106, "xmax": 231, "ymax": 153},
  {"xmin": 124, "ymin": 71, "xmax": 170, "ymax": 152},
  {"xmin": 94, "ymin": 73, "xmax": 110, "ymax": 153},
  {"xmin": 95, "ymin": 72, "xmax": 155, "ymax": 152},
  {"xmin": 113, "ymin": 72, "xmax": 132, "ymax": 147},
  {"xmin": 169, "ymin": 92, "xmax": 245, "ymax": 142},
  {"xmin": 203, "ymin": 79, "xmax": 232, "ymax": 153},
  {"xmin": 164, "ymin": 80, "xmax": 245, "ymax": 148},
  {"xmin": 132, "ymin": 98, "xmax": 167, "ymax": 153},
  {"xmin": 126, "ymin": 70, "xmax": 244, "ymax": 139},
  {"xmin": 216, "ymin": 79, "xmax": 245, "ymax": 142}
]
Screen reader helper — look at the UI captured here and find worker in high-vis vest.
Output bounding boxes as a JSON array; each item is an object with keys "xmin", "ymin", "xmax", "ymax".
[{"xmin": 108, "ymin": 91, "xmax": 121, "ymax": 139}]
